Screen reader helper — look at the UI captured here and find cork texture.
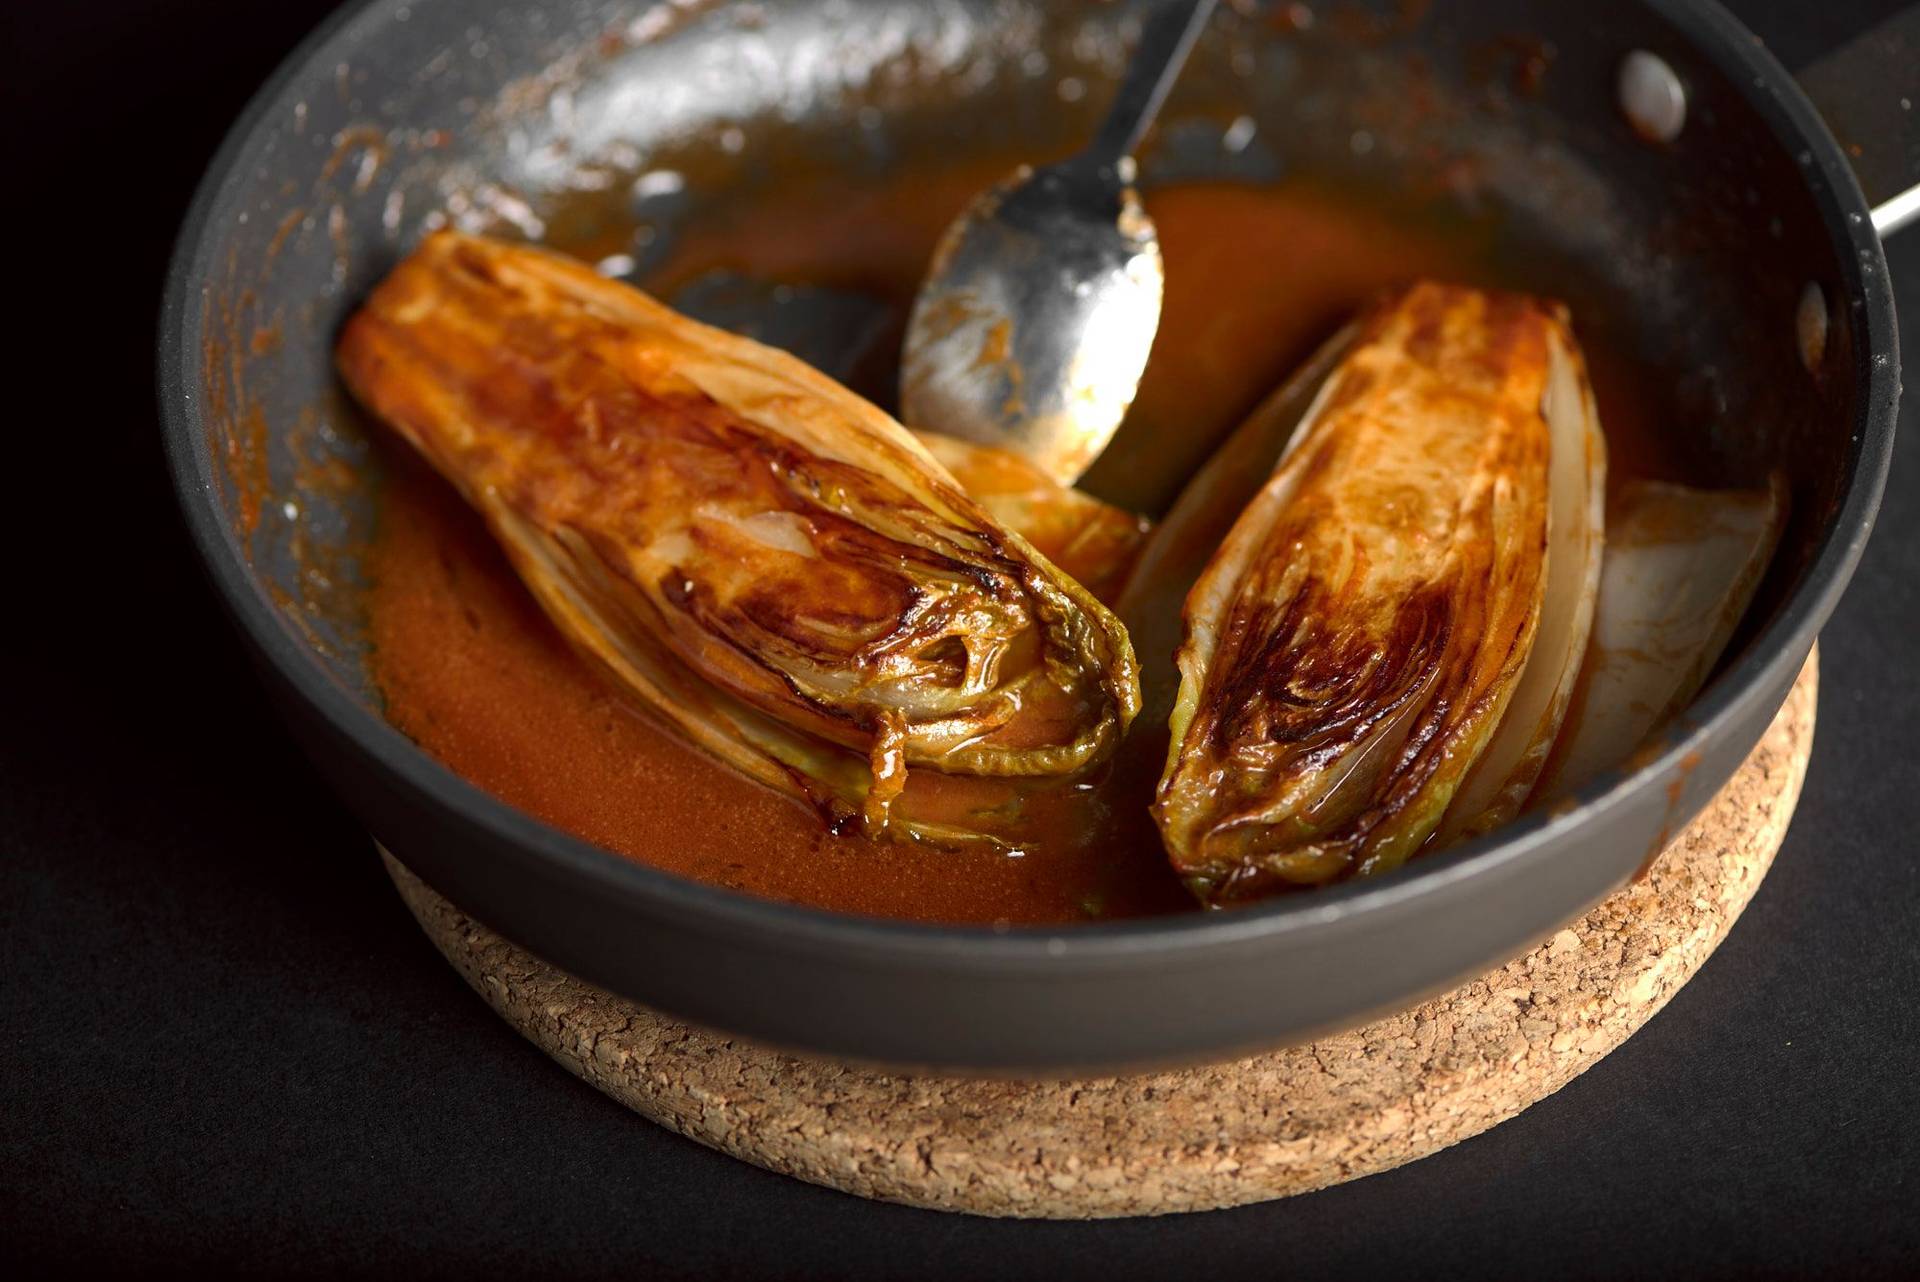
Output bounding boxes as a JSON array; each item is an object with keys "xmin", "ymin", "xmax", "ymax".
[{"xmin": 385, "ymin": 652, "xmax": 1816, "ymax": 1218}]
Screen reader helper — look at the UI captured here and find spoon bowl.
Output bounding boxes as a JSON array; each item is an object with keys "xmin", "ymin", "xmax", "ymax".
[
  {"xmin": 901, "ymin": 160, "xmax": 1163, "ymax": 482},
  {"xmin": 899, "ymin": 0, "xmax": 1218, "ymax": 482}
]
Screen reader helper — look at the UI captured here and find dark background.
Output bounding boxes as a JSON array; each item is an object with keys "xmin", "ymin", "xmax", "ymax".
[{"xmin": 3, "ymin": 1, "xmax": 1916, "ymax": 1277}]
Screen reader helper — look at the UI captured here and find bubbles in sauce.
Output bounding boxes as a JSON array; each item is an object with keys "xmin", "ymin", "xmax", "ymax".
[{"xmin": 365, "ymin": 165, "xmax": 1678, "ymax": 926}]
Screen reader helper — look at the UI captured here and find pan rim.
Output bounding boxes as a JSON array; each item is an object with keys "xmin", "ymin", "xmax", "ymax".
[{"xmin": 158, "ymin": 0, "xmax": 1898, "ymax": 970}]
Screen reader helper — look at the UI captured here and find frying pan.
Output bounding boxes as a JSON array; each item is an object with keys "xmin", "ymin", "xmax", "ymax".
[{"xmin": 159, "ymin": 0, "xmax": 1914, "ymax": 1073}]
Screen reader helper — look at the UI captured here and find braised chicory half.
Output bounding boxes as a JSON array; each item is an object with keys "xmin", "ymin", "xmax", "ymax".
[
  {"xmin": 1150, "ymin": 284, "xmax": 1604, "ymax": 904},
  {"xmin": 1142, "ymin": 281, "xmax": 1786, "ymax": 907},
  {"xmin": 337, "ymin": 232, "xmax": 1140, "ymax": 843}
]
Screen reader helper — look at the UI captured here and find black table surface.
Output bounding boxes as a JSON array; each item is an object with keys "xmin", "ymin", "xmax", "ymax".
[{"xmin": 5, "ymin": 1, "xmax": 1917, "ymax": 1276}]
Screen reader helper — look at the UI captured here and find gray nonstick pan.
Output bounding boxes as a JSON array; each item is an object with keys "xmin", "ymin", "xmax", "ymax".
[{"xmin": 160, "ymin": 0, "xmax": 1914, "ymax": 1072}]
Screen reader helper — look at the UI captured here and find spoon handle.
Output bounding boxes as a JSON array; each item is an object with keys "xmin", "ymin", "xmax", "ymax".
[{"xmin": 1084, "ymin": 0, "xmax": 1220, "ymax": 169}]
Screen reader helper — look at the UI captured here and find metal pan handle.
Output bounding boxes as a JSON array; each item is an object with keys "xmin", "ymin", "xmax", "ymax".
[{"xmin": 1796, "ymin": 5, "xmax": 1920, "ymax": 237}]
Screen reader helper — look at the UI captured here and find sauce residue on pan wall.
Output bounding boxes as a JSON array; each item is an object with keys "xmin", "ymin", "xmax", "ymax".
[{"xmin": 364, "ymin": 168, "xmax": 1676, "ymax": 926}]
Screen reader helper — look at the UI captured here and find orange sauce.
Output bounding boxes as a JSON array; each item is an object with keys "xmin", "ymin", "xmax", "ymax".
[{"xmin": 364, "ymin": 168, "xmax": 1676, "ymax": 925}]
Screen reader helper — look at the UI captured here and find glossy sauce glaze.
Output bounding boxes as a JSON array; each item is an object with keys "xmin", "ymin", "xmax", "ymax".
[{"xmin": 365, "ymin": 171, "xmax": 1677, "ymax": 925}]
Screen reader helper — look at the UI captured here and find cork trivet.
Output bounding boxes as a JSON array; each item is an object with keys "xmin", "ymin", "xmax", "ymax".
[{"xmin": 385, "ymin": 652, "xmax": 1816, "ymax": 1218}]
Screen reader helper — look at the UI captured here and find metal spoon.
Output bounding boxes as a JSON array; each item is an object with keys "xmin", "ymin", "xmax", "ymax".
[{"xmin": 899, "ymin": 0, "xmax": 1218, "ymax": 484}]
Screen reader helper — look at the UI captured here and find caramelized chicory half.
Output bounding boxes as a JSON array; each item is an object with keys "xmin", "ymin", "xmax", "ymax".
[
  {"xmin": 1154, "ymin": 283, "xmax": 1604, "ymax": 903},
  {"xmin": 337, "ymin": 232, "xmax": 1139, "ymax": 840}
]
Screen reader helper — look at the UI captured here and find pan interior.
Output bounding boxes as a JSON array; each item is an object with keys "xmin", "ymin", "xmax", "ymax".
[{"xmin": 183, "ymin": 0, "xmax": 1860, "ymax": 902}]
